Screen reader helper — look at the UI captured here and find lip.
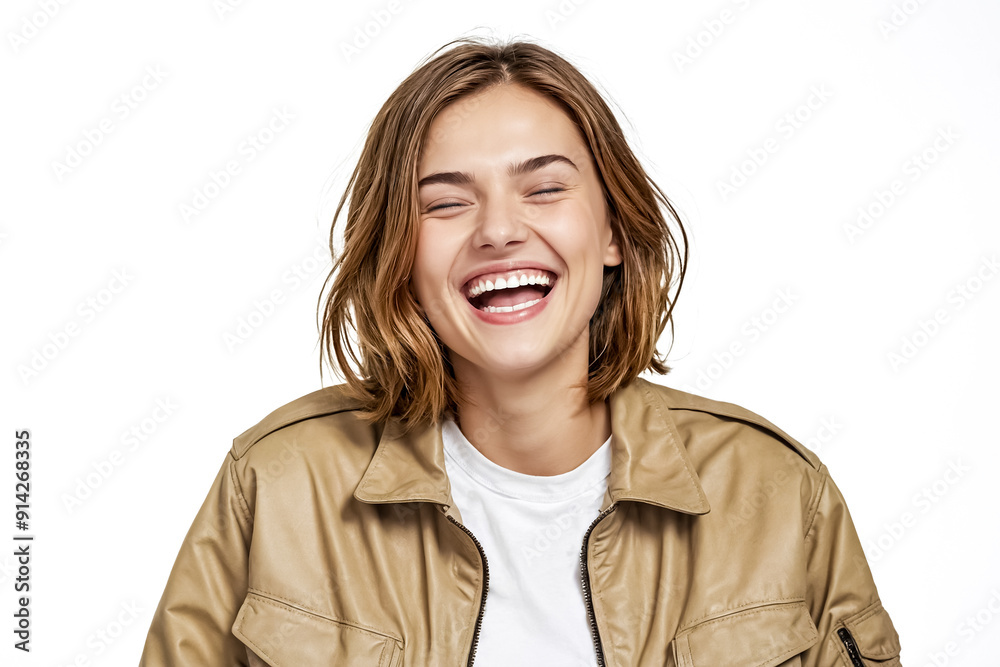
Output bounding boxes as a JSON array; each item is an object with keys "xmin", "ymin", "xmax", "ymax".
[{"xmin": 458, "ymin": 260, "xmax": 558, "ymax": 326}]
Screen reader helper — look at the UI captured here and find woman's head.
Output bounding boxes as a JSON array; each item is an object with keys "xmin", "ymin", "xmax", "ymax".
[
  {"xmin": 319, "ymin": 37, "xmax": 687, "ymax": 427},
  {"xmin": 412, "ymin": 81, "xmax": 623, "ymax": 401}
]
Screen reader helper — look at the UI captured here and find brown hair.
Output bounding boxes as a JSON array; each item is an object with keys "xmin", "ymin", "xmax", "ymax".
[{"xmin": 318, "ymin": 36, "xmax": 687, "ymax": 427}]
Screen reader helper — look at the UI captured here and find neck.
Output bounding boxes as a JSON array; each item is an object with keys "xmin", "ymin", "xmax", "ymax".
[{"xmin": 450, "ymin": 346, "xmax": 612, "ymax": 476}]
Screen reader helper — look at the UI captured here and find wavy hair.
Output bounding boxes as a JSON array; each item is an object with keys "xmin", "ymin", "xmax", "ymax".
[{"xmin": 318, "ymin": 36, "xmax": 687, "ymax": 428}]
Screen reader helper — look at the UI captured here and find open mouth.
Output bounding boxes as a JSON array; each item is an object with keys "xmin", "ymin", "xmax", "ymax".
[{"xmin": 464, "ymin": 270, "xmax": 556, "ymax": 313}]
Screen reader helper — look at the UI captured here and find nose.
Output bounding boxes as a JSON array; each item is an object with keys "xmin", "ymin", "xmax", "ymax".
[{"xmin": 471, "ymin": 195, "xmax": 528, "ymax": 251}]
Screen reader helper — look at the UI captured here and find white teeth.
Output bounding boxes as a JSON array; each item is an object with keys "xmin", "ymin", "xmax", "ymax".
[
  {"xmin": 467, "ymin": 272, "xmax": 551, "ymax": 297},
  {"xmin": 513, "ymin": 298, "xmax": 540, "ymax": 311},
  {"xmin": 483, "ymin": 298, "xmax": 541, "ymax": 313}
]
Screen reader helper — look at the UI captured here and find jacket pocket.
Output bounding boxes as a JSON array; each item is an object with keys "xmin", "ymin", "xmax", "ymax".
[
  {"xmin": 831, "ymin": 600, "xmax": 901, "ymax": 666},
  {"xmin": 233, "ymin": 591, "xmax": 403, "ymax": 667},
  {"xmin": 671, "ymin": 600, "xmax": 819, "ymax": 667}
]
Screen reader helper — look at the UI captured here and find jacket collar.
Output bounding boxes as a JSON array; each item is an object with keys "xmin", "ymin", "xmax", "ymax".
[{"xmin": 354, "ymin": 378, "xmax": 710, "ymax": 515}]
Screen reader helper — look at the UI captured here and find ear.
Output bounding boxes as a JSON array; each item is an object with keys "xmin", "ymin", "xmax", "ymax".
[{"xmin": 603, "ymin": 218, "xmax": 623, "ymax": 268}]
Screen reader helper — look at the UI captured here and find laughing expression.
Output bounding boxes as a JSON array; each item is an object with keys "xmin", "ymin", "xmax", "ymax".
[{"xmin": 412, "ymin": 83, "xmax": 622, "ymax": 382}]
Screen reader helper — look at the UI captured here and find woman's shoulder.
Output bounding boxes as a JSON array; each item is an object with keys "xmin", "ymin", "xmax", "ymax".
[
  {"xmin": 630, "ymin": 379, "xmax": 825, "ymax": 484},
  {"xmin": 634, "ymin": 379, "xmax": 836, "ymax": 531},
  {"xmin": 228, "ymin": 383, "xmax": 376, "ymax": 465}
]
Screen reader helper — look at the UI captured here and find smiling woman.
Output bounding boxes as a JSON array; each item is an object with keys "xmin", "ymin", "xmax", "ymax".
[{"xmin": 140, "ymin": 37, "xmax": 900, "ymax": 666}]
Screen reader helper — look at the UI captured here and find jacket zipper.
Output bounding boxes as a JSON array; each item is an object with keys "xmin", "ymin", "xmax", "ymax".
[
  {"xmin": 836, "ymin": 628, "xmax": 865, "ymax": 667},
  {"xmin": 446, "ymin": 514, "xmax": 490, "ymax": 667},
  {"xmin": 580, "ymin": 504, "xmax": 617, "ymax": 667}
]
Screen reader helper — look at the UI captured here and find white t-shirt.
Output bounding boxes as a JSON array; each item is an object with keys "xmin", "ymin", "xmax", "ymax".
[{"xmin": 441, "ymin": 419, "xmax": 611, "ymax": 666}]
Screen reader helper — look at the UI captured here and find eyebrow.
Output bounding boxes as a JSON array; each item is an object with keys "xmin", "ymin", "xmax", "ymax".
[{"xmin": 417, "ymin": 154, "xmax": 578, "ymax": 189}]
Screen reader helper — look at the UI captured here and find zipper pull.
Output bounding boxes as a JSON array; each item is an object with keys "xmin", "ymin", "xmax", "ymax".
[{"xmin": 836, "ymin": 627, "xmax": 865, "ymax": 667}]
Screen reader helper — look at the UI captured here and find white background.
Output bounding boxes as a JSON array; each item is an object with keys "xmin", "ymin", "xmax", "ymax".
[{"xmin": 2, "ymin": 0, "xmax": 998, "ymax": 665}]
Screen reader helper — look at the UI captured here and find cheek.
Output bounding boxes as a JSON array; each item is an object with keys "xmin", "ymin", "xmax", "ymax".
[
  {"xmin": 550, "ymin": 206, "xmax": 611, "ymax": 267},
  {"xmin": 410, "ymin": 262, "xmax": 439, "ymax": 313},
  {"xmin": 412, "ymin": 222, "xmax": 460, "ymax": 311}
]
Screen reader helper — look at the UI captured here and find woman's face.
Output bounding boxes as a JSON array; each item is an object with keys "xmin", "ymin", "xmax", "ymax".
[{"xmin": 411, "ymin": 84, "xmax": 621, "ymax": 384}]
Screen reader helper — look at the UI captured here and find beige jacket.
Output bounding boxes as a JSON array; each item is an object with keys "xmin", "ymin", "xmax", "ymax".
[{"xmin": 139, "ymin": 378, "xmax": 901, "ymax": 666}]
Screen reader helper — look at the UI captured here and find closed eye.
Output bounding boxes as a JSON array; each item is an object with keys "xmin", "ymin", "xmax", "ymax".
[
  {"xmin": 425, "ymin": 187, "xmax": 566, "ymax": 212},
  {"xmin": 426, "ymin": 201, "xmax": 465, "ymax": 212}
]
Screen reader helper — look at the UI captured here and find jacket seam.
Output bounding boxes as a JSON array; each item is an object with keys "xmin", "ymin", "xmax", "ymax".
[
  {"xmin": 679, "ymin": 597, "xmax": 806, "ymax": 631},
  {"xmin": 378, "ymin": 640, "xmax": 390, "ymax": 666},
  {"xmin": 232, "ymin": 402, "xmax": 364, "ymax": 460},
  {"xmin": 664, "ymin": 402, "xmax": 820, "ymax": 470},
  {"xmin": 245, "ymin": 588, "xmax": 404, "ymax": 642},
  {"xmin": 679, "ymin": 636, "xmax": 694, "ymax": 667},
  {"xmin": 229, "ymin": 455, "xmax": 254, "ymax": 528},
  {"xmin": 802, "ymin": 466, "xmax": 828, "ymax": 538}
]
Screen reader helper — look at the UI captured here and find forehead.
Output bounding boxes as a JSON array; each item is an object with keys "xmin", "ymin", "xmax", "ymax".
[{"xmin": 418, "ymin": 84, "xmax": 590, "ymax": 173}]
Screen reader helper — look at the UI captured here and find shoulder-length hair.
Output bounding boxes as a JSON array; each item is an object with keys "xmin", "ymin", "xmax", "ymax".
[{"xmin": 318, "ymin": 36, "xmax": 687, "ymax": 428}]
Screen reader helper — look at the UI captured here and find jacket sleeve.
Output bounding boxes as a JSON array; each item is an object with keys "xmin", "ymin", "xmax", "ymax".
[
  {"xmin": 139, "ymin": 452, "xmax": 252, "ymax": 666},
  {"xmin": 800, "ymin": 465, "xmax": 902, "ymax": 666}
]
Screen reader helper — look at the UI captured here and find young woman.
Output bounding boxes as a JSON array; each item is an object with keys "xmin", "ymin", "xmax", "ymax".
[{"xmin": 140, "ymin": 38, "xmax": 901, "ymax": 666}]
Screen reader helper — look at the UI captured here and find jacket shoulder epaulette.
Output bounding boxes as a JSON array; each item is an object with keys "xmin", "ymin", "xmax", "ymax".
[
  {"xmin": 648, "ymin": 381, "xmax": 821, "ymax": 470},
  {"xmin": 230, "ymin": 384, "xmax": 365, "ymax": 459}
]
